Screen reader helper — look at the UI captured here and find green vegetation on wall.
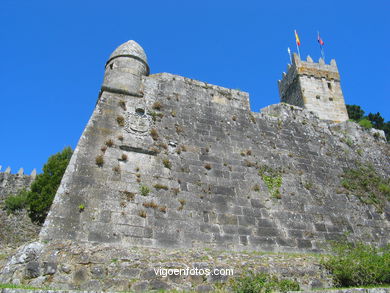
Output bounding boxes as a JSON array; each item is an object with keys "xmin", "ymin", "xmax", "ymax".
[
  {"xmin": 340, "ymin": 164, "xmax": 390, "ymax": 212},
  {"xmin": 258, "ymin": 165, "xmax": 282, "ymax": 199}
]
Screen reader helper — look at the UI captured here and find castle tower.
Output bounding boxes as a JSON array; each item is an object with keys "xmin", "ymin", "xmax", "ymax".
[
  {"xmin": 278, "ymin": 53, "xmax": 349, "ymax": 122},
  {"xmin": 102, "ymin": 40, "xmax": 149, "ymax": 96}
]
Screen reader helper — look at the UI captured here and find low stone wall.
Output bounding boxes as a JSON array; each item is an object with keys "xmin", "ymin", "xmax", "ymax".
[{"xmin": 1, "ymin": 240, "xmax": 333, "ymax": 292}]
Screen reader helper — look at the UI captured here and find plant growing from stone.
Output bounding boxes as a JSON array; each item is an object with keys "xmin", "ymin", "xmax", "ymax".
[
  {"xmin": 152, "ymin": 101, "xmax": 162, "ymax": 110},
  {"xmin": 140, "ymin": 185, "xmax": 150, "ymax": 196},
  {"xmin": 341, "ymin": 164, "xmax": 390, "ymax": 212},
  {"xmin": 178, "ymin": 199, "xmax": 186, "ymax": 211},
  {"xmin": 120, "ymin": 153, "xmax": 128, "ymax": 161},
  {"xmin": 122, "ymin": 191, "xmax": 135, "ymax": 201},
  {"xmin": 154, "ymin": 183, "xmax": 169, "ymax": 190},
  {"xmin": 143, "ymin": 201, "xmax": 158, "ymax": 209},
  {"xmin": 118, "ymin": 100, "xmax": 126, "ymax": 111},
  {"xmin": 150, "ymin": 128, "xmax": 159, "ymax": 140},
  {"xmin": 162, "ymin": 158, "xmax": 171, "ymax": 169},
  {"xmin": 105, "ymin": 139, "xmax": 114, "ymax": 147},
  {"xmin": 116, "ymin": 116, "xmax": 125, "ymax": 127},
  {"xmin": 149, "ymin": 111, "xmax": 164, "ymax": 122},
  {"xmin": 258, "ymin": 165, "xmax": 282, "ymax": 199}
]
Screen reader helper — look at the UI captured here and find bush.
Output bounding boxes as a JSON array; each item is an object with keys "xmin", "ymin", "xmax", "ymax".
[
  {"xmin": 231, "ymin": 272, "xmax": 300, "ymax": 293},
  {"xmin": 322, "ymin": 242, "xmax": 390, "ymax": 287},
  {"xmin": 358, "ymin": 119, "xmax": 373, "ymax": 129},
  {"xmin": 4, "ymin": 189, "xmax": 29, "ymax": 212}
]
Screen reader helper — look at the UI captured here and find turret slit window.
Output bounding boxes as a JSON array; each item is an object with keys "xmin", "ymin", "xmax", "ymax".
[{"xmin": 327, "ymin": 82, "xmax": 332, "ymax": 90}]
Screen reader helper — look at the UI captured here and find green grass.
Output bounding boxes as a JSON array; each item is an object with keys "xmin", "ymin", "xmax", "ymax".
[
  {"xmin": 0, "ymin": 283, "xmax": 51, "ymax": 290},
  {"xmin": 231, "ymin": 272, "xmax": 300, "ymax": 293}
]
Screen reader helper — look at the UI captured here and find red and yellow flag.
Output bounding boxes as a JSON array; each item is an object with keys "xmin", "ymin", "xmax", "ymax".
[{"xmin": 294, "ymin": 30, "xmax": 301, "ymax": 46}]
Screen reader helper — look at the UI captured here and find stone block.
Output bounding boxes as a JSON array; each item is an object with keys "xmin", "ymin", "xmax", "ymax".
[
  {"xmin": 217, "ymin": 214, "xmax": 238, "ymax": 225},
  {"xmin": 43, "ymin": 262, "xmax": 57, "ymax": 275},
  {"xmin": 256, "ymin": 228, "xmax": 280, "ymax": 237},
  {"xmin": 25, "ymin": 261, "xmax": 40, "ymax": 278}
]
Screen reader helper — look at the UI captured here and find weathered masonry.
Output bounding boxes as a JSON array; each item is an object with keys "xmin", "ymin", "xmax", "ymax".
[
  {"xmin": 1, "ymin": 40, "xmax": 389, "ymax": 291},
  {"xmin": 278, "ymin": 53, "xmax": 349, "ymax": 122},
  {"xmin": 38, "ymin": 41, "xmax": 389, "ymax": 251}
]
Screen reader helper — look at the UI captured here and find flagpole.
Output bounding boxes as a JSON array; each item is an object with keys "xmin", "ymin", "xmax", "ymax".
[
  {"xmin": 317, "ymin": 31, "xmax": 325, "ymax": 61},
  {"xmin": 296, "ymin": 42, "xmax": 301, "ymax": 58},
  {"xmin": 287, "ymin": 47, "xmax": 292, "ymax": 63}
]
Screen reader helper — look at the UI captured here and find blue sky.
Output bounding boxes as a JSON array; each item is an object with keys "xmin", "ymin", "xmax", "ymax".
[{"xmin": 1, "ymin": 0, "xmax": 389, "ymax": 174}]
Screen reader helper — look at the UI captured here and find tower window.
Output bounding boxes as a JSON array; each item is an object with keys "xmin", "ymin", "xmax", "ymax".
[
  {"xmin": 329, "ymin": 97, "xmax": 334, "ymax": 101},
  {"xmin": 316, "ymin": 95, "xmax": 320, "ymax": 100},
  {"xmin": 327, "ymin": 82, "xmax": 332, "ymax": 90}
]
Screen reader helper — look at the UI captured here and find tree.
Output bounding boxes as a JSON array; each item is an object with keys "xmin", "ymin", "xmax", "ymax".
[
  {"xmin": 346, "ymin": 104, "xmax": 389, "ymax": 142},
  {"xmin": 346, "ymin": 105, "xmax": 364, "ymax": 121},
  {"xmin": 27, "ymin": 147, "xmax": 73, "ymax": 224},
  {"xmin": 367, "ymin": 112, "xmax": 385, "ymax": 130}
]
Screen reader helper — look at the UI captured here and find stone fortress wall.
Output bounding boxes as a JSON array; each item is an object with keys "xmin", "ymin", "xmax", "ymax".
[
  {"xmin": 1, "ymin": 40, "xmax": 389, "ymax": 291},
  {"xmin": 0, "ymin": 167, "xmax": 36, "ymax": 201},
  {"xmin": 39, "ymin": 41, "xmax": 390, "ymax": 252}
]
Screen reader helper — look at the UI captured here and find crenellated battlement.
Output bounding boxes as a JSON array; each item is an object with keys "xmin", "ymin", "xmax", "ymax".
[{"xmin": 0, "ymin": 166, "xmax": 36, "ymax": 200}]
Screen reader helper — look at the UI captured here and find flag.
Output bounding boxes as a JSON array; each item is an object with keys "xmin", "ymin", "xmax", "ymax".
[
  {"xmin": 294, "ymin": 30, "xmax": 301, "ymax": 46},
  {"xmin": 317, "ymin": 32, "xmax": 324, "ymax": 46}
]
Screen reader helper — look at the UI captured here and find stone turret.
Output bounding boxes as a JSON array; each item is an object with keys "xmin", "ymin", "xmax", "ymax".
[
  {"xmin": 278, "ymin": 53, "xmax": 349, "ymax": 122},
  {"xmin": 102, "ymin": 40, "xmax": 149, "ymax": 97}
]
